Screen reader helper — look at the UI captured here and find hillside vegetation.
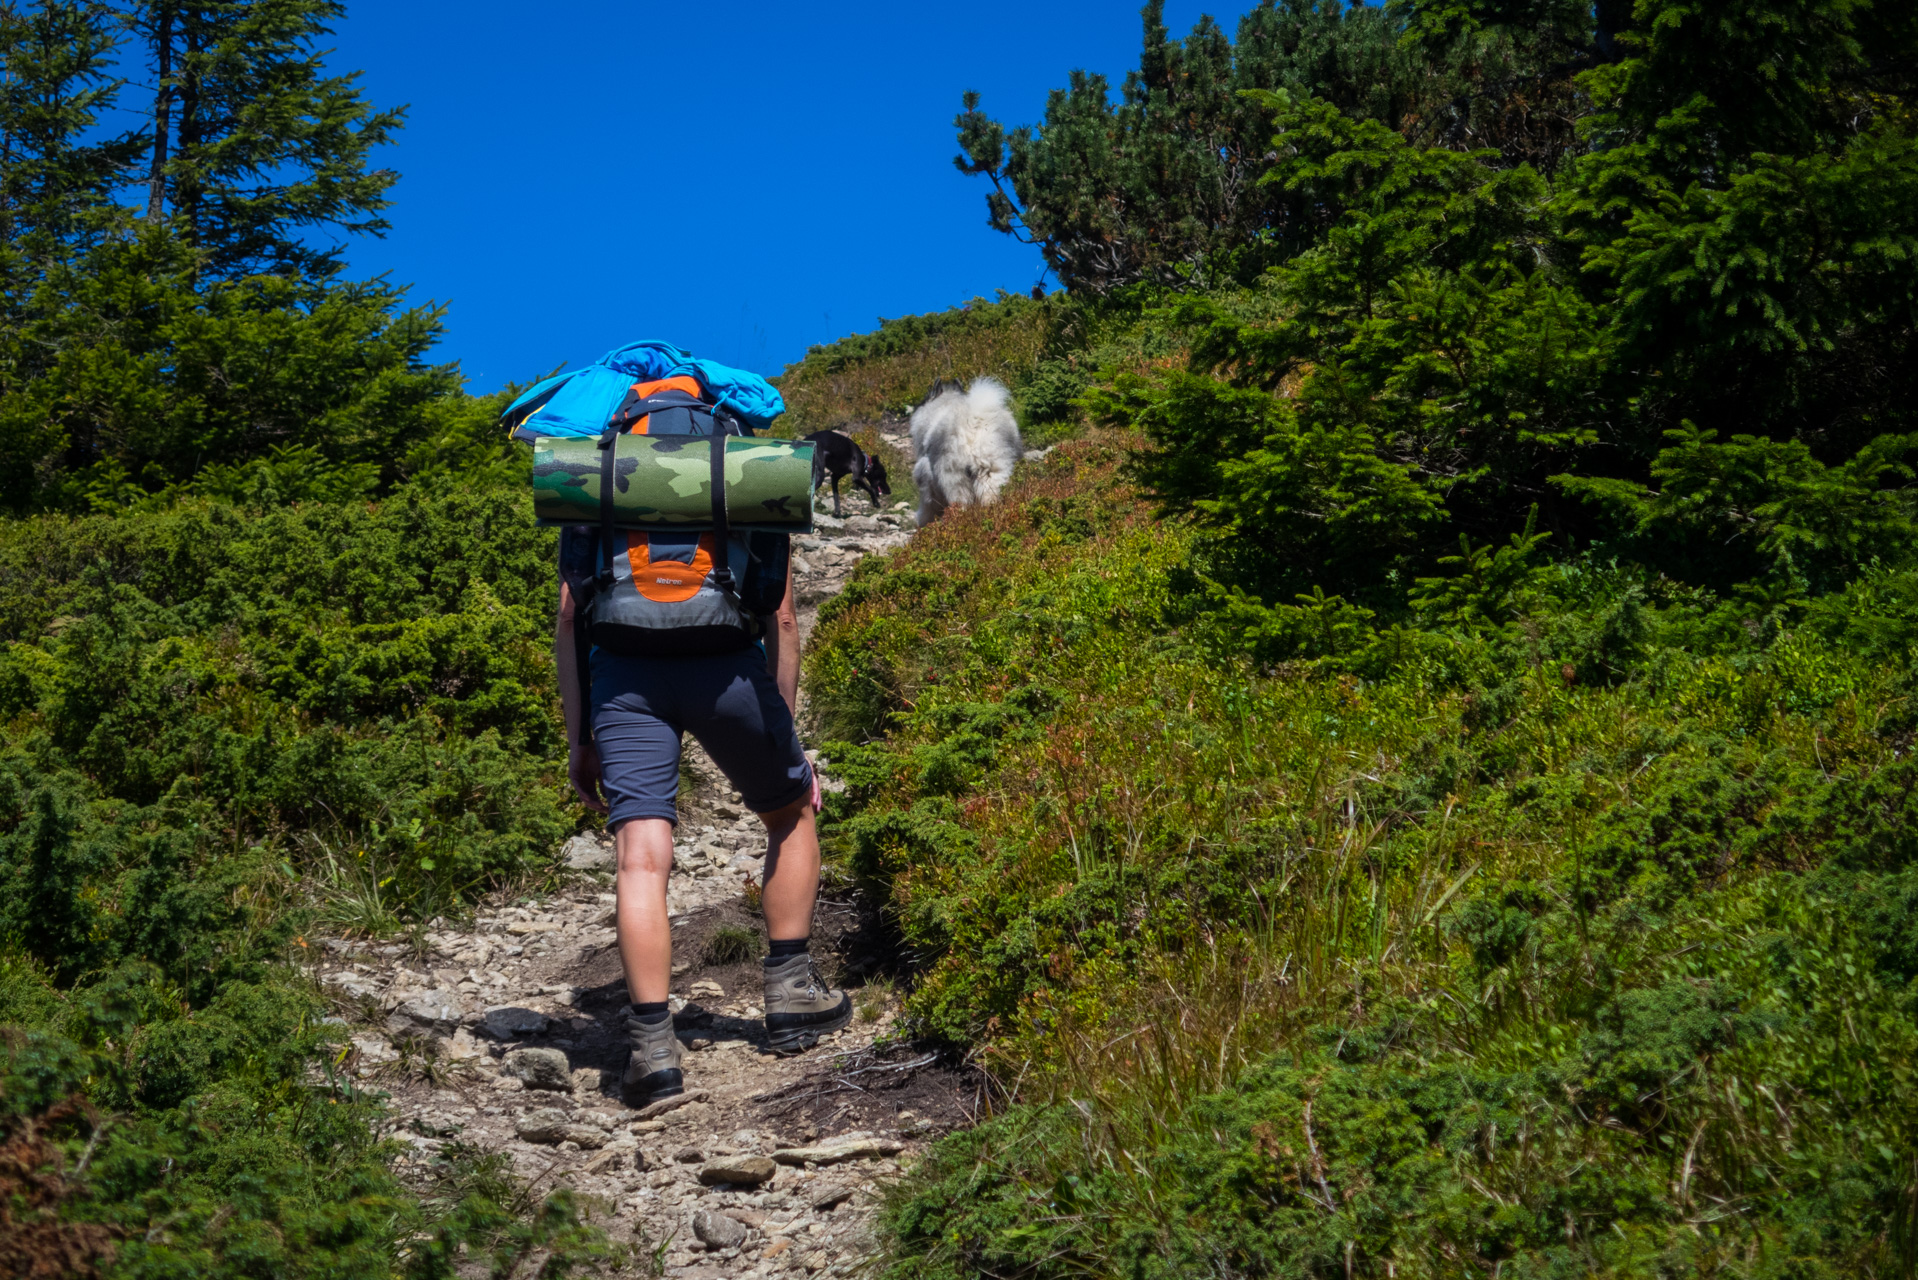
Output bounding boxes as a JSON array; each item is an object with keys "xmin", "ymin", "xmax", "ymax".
[
  {"xmin": 0, "ymin": 3, "xmax": 604, "ymax": 1274},
  {"xmin": 791, "ymin": 0, "xmax": 1918, "ymax": 1275},
  {"xmin": 5, "ymin": 0, "xmax": 1918, "ymax": 1277}
]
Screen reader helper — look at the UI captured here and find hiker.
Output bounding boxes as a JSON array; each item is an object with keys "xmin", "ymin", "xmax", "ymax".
[{"xmin": 512, "ymin": 342, "xmax": 852, "ymax": 1107}]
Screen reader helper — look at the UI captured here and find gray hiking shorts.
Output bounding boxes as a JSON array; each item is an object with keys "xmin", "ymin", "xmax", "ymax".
[{"xmin": 589, "ymin": 648, "xmax": 812, "ymax": 827}]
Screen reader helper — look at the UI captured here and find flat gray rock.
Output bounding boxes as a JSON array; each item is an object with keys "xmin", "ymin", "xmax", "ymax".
[
  {"xmin": 632, "ymin": 1087, "xmax": 709, "ymax": 1120},
  {"xmin": 502, "ymin": 1047, "xmax": 573, "ymax": 1092},
  {"xmin": 691, "ymin": 1209, "xmax": 749, "ymax": 1248},
  {"xmin": 810, "ymin": 1185, "xmax": 855, "ymax": 1210},
  {"xmin": 388, "ymin": 988, "xmax": 464, "ymax": 1035},
  {"xmin": 349, "ymin": 1034, "xmax": 396, "ymax": 1064},
  {"xmin": 773, "ymin": 1136, "xmax": 905, "ymax": 1166},
  {"xmin": 481, "ymin": 1006, "xmax": 552, "ymax": 1039},
  {"xmin": 322, "ymin": 970, "xmax": 380, "ymax": 1000},
  {"xmin": 514, "ymin": 1108, "xmax": 572, "ymax": 1142},
  {"xmin": 513, "ymin": 1108, "xmax": 608, "ymax": 1148},
  {"xmin": 698, "ymin": 1155, "xmax": 776, "ymax": 1187},
  {"xmin": 580, "ymin": 1146, "xmax": 629, "ymax": 1173},
  {"xmin": 561, "ymin": 834, "xmax": 614, "ymax": 871}
]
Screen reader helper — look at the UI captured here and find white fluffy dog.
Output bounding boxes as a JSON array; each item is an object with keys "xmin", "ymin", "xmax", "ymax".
[{"xmin": 908, "ymin": 377, "xmax": 1023, "ymax": 527}]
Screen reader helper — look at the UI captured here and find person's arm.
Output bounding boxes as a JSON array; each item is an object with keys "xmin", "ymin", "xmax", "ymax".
[
  {"xmin": 556, "ymin": 578, "xmax": 607, "ymax": 812},
  {"xmin": 764, "ymin": 559, "xmax": 819, "ymax": 810},
  {"xmin": 764, "ymin": 559, "xmax": 800, "ymax": 716}
]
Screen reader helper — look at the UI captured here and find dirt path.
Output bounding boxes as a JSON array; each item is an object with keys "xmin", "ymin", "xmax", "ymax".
[{"xmin": 311, "ymin": 493, "xmax": 970, "ymax": 1279}]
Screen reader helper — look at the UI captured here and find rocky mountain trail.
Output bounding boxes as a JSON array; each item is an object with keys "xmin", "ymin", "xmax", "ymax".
[
  {"xmin": 791, "ymin": 503, "xmax": 912, "ymax": 640},
  {"xmin": 309, "ymin": 494, "xmax": 972, "ymax": 1277}
]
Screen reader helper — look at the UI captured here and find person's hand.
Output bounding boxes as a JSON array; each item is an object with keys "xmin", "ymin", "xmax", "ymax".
[
  {"xmin": 570, "ymin": 742, "xmax": 608, "ymax": 814},
  {"xmin": 810, "ymin": 768, "xmax": 823, "ymax": 813}
]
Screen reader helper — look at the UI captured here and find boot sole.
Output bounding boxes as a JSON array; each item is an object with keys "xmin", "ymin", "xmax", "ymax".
[
  {"xmin": 764, "ymin": 1004, "xmax": 854, "ymax": 1056},
  {"xmin": 621, "ymin": 1068, "xmax": 685, "ymax": 1107}
]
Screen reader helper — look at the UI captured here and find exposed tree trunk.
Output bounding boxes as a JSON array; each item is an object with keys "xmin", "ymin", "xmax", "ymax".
[
  {"xmin": 145, "ymin": 2, "xmax": 173, "ymax": 222},
  {"xmin": 176, "ymin": 8, "xmax": 199, "ymax": 246},
  {"xmin": 1594, "ymin": 0, "xmax": 1633, "ymax": 62}
]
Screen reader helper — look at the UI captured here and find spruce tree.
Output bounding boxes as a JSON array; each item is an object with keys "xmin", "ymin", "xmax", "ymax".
[
  {"xmin": 0, "ymin": 0, "xmax": 465, "ymax": 511},
  {"xmin": 0, "ymin": 0, "xmax": 140, "ymax": 509},
  {"xmin": 955, "ymin": 0, "xmax": 1598, "ymax": 295},
  {"xmin": 0, "ymin": 1, "xmax": 136, "ymax": 271},
  {"xmin": 131, "ymin": 0, "xmax": 403, "ymax": 286},
  {"xmin": 1564, "ymin": 0, "xmax": 1918, "ymax": 453}
]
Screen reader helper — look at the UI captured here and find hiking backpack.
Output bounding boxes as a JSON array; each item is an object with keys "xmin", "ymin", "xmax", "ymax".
[{"xmin": 554, "ymin": 373, "xmax": 797, "ymax": 655}]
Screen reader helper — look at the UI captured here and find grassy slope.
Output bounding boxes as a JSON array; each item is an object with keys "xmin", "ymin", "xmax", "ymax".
[
  {"xmin": 774, "ymin": 294, "xmax": 1057, "ymax": 433},
  {"xmin": 792, "ymin": 314, "xmax": 1918, "ymax": 1276}
]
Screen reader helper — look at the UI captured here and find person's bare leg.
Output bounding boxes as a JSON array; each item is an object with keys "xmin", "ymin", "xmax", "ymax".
[
  {"xmin": 615, "ymin": 817, "xmax": 676, "ymax": 1003},
  {"xmin": 757, "ymin": 797, "xmax": 851, "ymax": 1051},
  {"xmin": 757, "ymin": 798, "xmax": 819, "ymax": 940}
]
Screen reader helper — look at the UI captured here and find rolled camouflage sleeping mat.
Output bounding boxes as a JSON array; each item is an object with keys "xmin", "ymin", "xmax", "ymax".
[{"xmin": 530, "ymin": 434, "xmax": 816, "ymax": 532}]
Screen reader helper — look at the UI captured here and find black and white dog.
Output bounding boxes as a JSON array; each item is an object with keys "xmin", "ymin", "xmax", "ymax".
[{"xmin": 804, "ymin": 430, "xmax": 892, "ymax": 517}]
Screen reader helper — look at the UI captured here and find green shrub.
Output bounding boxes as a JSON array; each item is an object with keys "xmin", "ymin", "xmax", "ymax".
[
  {"xmin": 0, "ymin": 485, "xmax": 571, "ymax": 919},
  {"xmin": 775, "ymin": 293, "xmax": 1060, "ymax": 432},
  {"xmin": 1, "ymin": 997, "xmax": 617, "ymax": 1280},
  {"xmin": 0, "ymin": 481, "xmax": 603, "ymax": 1276}
]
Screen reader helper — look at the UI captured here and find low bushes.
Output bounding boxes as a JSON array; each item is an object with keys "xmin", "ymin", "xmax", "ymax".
[
  {"xmin": 0, "ymin": 484, "xmax": 571, "ymax": 934},
  {"xmin": 0, "ymin": 483, "xmax": 601, "ymax": 1276}
]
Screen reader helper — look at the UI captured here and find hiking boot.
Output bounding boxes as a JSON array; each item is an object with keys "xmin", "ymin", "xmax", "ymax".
[
  {"xmin": 621, "ymin": 1010, "xmax": 684, "ymax": 1106},
  {"xmin": 762, "ymin": 954, "xmax": 853, "ymax": 1055}
]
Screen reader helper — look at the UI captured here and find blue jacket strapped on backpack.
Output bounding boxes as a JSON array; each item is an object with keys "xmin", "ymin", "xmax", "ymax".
[{"xmin": 500, "ymin": 340, "xmax": 786, "ymax": 439}]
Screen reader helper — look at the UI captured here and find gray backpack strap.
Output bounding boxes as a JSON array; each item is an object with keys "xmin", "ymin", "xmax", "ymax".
[
  {"xmin": 572, "ymin": 592, "xmax": 596, "ymax": 749},
  {"xmin": 573, "ymin": 425, "xmax": 625, "ymax": 749},
  {"xmin": 708, "ymin": 411, "xmax": 735, "ymax": 596},
  {"xmin": 595, "ymin": 425, "xmax": 623, "ymax": 592}
]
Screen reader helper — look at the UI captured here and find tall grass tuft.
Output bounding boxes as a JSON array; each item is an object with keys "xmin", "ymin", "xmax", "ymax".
[
  {"xmin": 307, "ymin": 834, "xmax": 404, "ymax": 938},
  {"xmin": 703, "ymin": 924, "xmax": 759, "ymax": 966}
]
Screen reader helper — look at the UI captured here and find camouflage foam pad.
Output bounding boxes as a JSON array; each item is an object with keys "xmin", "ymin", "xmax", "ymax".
[{"xmin": 532, "ymin": 435, "xmax": 815, "ymax": 531}]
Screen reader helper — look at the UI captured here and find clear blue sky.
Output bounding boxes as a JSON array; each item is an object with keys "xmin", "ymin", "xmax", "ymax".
[{"xmin": 323, "ymin": 0, "xmax": 1260, "ymax": 392}]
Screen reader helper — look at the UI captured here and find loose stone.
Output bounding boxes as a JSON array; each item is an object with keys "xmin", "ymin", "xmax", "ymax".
[
  {"xmin": 773, "ymin": 1136, "xmax": 906, "ymax": 1166},
  {"xmin": 810, "ymin": 1185, "xmax": 855, "ymax": 1210},
  {"xmin": 699, "ymin": 1155, "xmax": 777, "ymax": 1187},
  {"xmin": 514, "ymin": 1108, "xmax": 606, "ymax": 1147},
  {"xmin": 501, "ymin": 1047, "xmax": 573, "ymax": 1091},
  {"xmin": 632, "ymin": 1087, "xmax": 710, "ymax": 1120},
  {"xmin": 692, "ymin": 1209, "xmax": 749, "ymax": 1249}
]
